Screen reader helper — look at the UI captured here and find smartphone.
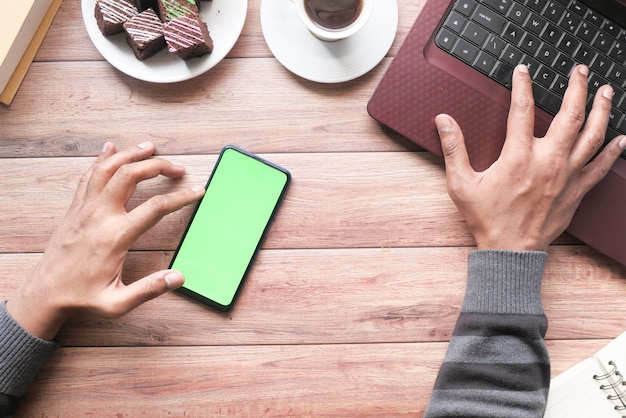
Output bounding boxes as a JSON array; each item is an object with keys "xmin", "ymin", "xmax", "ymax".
[{"xmin": 170, "ymin": 146, "xmax": 291, "ymax": 311}]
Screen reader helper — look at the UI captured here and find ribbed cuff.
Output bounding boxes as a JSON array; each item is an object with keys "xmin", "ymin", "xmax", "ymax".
[
  {"xmin": 0, "ymin": 301, "xmax": 59, "ymax": 397},
  {"xmin": 461, "ymin": 250, "xmax": 548, "ymax": 315}
]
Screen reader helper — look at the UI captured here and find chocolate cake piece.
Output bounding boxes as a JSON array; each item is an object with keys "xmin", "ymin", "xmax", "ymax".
[
  {"xmin": 95, "ymin": 0, "xmax": 138, "ymax": 36},
  {"xmin": 163, "ymin": 14, "xmax": 213, "ymax": 60},
  {"xmin": 157, "ymin": 0, "xmax": 199, "ymax": 22},
  {"xmin": 132, "ymin": 0, "xmax": 158, "ymax": 12},
  {"xmin": 123, "ymin": 8, "xmax": 165, "ymax": 60}
]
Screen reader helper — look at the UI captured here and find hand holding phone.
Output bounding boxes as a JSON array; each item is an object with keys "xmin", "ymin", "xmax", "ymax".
[{"xmin": 170, "ymin": 146, "xmax": 291, "ymax": 311}]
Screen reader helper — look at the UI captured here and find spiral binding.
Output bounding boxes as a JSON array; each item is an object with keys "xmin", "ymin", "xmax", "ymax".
[{"xmin": 593, "ymin": 360, "xmax": 626, "ymax": 416}]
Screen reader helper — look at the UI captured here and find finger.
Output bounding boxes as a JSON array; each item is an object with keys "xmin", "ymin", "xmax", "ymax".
[
  {"xmin": 435, "ymin": 114, "xmax": 476, "ymax": 194},
  {"xmin": 112, "ymin": 270, "xmax": 185, "ymax": 316},
  {"xmin": 501, "ymin": 65, "xmax": 535, "ymax": 156},
  {"xmin": 578, "ymin": 135, "xmax": 626, "ymax": 195},
  {"xmin": 105, "ymin": 157, "xmax": 188, "ymax": 205},
  {"xmin": 544, "ymin": 65, "xmax": 589, "ymax": 146},
  {"xmin": 85, "ymin": 142, "xmax": 157, "ymax": 200},
  {"xmin": 69, "ymin": 142, "xmax": 118, "ymax": 213},
  {"xmin": 570, "ymin": 84, "xmax": 614, "ymax": 167},
  {"xmin": 122, "ymin": 186, "xmax": 205, "ymax": 244}
]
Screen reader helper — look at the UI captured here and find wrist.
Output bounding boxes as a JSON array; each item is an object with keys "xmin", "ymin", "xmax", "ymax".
[{"xmin": 6, "ymin": 283, "xmax": 67, "ymax": 341}]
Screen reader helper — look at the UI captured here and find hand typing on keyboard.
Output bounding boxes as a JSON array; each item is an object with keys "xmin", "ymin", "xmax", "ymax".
[{"xmin": 435, "ymin": 64, "xmax": 626, "ymax": 251}]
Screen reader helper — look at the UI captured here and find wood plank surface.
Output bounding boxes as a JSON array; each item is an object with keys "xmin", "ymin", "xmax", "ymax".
[{"xmin": 1, "ymin": 0, "xmax": 626, "ymax": 416}]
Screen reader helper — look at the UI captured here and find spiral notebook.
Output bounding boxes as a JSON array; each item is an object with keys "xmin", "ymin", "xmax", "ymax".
[{"xmin": 544, "ymin": 331, "xmax": 626, "ymax": 417}]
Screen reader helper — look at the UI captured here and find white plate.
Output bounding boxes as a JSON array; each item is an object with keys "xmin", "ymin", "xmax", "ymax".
[
  {"xmin": 82, "ymin": 0, "xmax": 247, "ymax": 83},
  {"xmin": 260, "ymin": 0, "xmax": 398, "ymax": 83}
]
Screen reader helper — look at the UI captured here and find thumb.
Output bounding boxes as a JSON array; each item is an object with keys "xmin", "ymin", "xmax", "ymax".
[
  {"xmin": 118, "ymin": 270, "xmax": 185, "ymax": 314},
  {"xmin": 435, "ymin": 114, "xmax": 471, "ymax": 171},
  {"xmin": 435, "ymin": 114, "xmax": 475, "ymax": 185}
]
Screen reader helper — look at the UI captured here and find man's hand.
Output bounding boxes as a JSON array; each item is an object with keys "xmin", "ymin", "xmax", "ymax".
[
  {"xmin": 6, "ymin": 142, "xmax": 205, "ymax": 340},
  {"xmin": 436, "ymin": 64, "xmax": 626, "ymax": 251}
]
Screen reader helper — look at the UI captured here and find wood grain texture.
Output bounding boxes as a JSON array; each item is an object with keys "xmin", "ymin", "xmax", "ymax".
[
  {"xmin": 16, "ymin": 339, "xmax": 616, "ymax": 417},
  {"xmin": 2, "ymin": 0, "xmax": 626, "ymax": 415}
]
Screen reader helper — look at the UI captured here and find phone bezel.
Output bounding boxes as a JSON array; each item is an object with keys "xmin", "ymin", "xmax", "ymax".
[{"xmin": 171, "ymin": 145, "xmax": 291, "ymax": 311}]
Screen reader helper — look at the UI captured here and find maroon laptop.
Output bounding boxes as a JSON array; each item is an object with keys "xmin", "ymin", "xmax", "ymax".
[{"xmin": 368, "ymin": 0, "xmax": 626, "ymax": 266}]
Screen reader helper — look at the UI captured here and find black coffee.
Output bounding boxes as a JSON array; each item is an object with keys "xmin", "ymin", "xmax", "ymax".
[{"xmin": 304, "ymin": 0, "xmax": 363, "ymax": 30}]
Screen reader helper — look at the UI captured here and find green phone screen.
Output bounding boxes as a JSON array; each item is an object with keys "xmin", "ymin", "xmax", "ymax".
[{"xmin": 171, "ymin": 146, "xmax": 290, "ymax": 311}]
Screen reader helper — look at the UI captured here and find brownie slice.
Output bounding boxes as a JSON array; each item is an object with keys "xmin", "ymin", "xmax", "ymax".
[
  {"xmin": 163, "ymin": 14, "xmax": 213, "ymax": 60},
  {"xmin": 95, "ymin": 0, "xmax": 138, "ymax": 36},
  {"xmin": 132, "ymin": 0, "xmax": 158, "ymax": 12},
  {"xmin": 123, "ymin": 8, "xmax": 165, "ymax": 60},
  {"xmin": 157, "ymin": 0, "xmax": 199, "ymax": 22}
]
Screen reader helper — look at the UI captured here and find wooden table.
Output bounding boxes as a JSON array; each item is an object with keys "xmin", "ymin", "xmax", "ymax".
[{"xmin": 2, "ymin": 0, "xmax": 626, "ymax": 415}]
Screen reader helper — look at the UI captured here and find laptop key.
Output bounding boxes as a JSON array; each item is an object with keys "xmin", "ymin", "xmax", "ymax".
[
  {"xmin": 544, "ymin": 1, "xmax": 565, "ymax": 24},
  {"xmin": 609, "ymin": 108, "xmax": 624, "ymax": 129},
  {"xmin": 576, "ymin": 21, "xmax": 597, "ymax": 44},
  {"xmin": 592, "ymin": 32, "xmax": 614, "ymax": 54},
  {"xmin": 462, "ymin": 21, "xmax": 490, "ymax": 46},
  {"xmin": 507, "ymin": 2, "xmax": 529, "ymax": 26},
  {"xmin": 552, "ymin": 74, "xmax": 568, "ymax": 97},
  {"xmin": 444, "ymin": 11, "xmax": 468, "ymax": 34},
  {"xmin": 452, "ymin": 38, "xmax": 480, "ymax": 63},
  {"xmin": 553, "ymin": 53, "xmax": 575, "ymax": 76},
  {"xmin": 584, "ymin": 8, "xmax": 602, "ymax": 27},
  {"xmin": 484, "ymin": 33, "xmax": 506, "ymax": 57},
  {"xmin": 519, "ymin": 55, "xmax": 541, "ymax": 77},
  {"xmin": 588, "ymin": 73, "xmax": 609, "ymax": 94},
  {"xmin": 535, "ymin": 65, "xmax": 557, "ymax": 89},
  {"xmin": 525, "ymin": 0, "xmax": 548, "ymax": 14},
  {"xmin": 570, "ymin": 1, "xmax": 587, "ymax": 17},
  {"xmin": 481, "ymin": 0, "xmax": 511, "ymax": 15},
  {"xmin": 532, "ymin": 83, "xmax": 562, "ymax": 114},
  {"xmin": 519, "ymin": 32, "xmax": 541, "ymax": 55},
  {"xmin": 475, "ymin": 51, "xmax": 498, "ymax": 75},
  {"xmin": 501, "ymin": 44, "xmax": 524, "ymax": 66},
  {"xmin": 492, "ymin": 61, "xmax": 514, "ymax": 87},
  {"xmin": 558, "ymin": 33, "xmax": 580, "ymax": 56},
  {"xmin": 542, "ymin": 23, "xmax": 563, "ymax": 46},
  {"xmin": 436, "ymin": 28, "xmax": 458, "ymax": 52},
  {"xmin": 524, "ymin": 12, "xmax": 547, "ymax": 36},
  {"xmin": 609, "ymin": 41, "xmax": 624, "ymax": 62},
  {"xmin": 573, "ymin": 44, "xmax": 596, "ymax": 66},
  {"xmin": 559, "ymin": 11, "xmax": 581, "ymax": 33},
  {"xmin": 454, "ymin": 0, "xmax": 477, "ymax": 17},
  {"xmin": 472, "ymin": 5, "xmax": 507, "ymax": 33}
]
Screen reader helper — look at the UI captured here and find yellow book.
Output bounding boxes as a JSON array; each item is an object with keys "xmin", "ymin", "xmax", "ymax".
[
  {"xmin": 0, "ymin": 0, "xmax": 54, "ymax": 92},
  {"xmin": 0, "ymin": 0, "xmax": 61, "ymax": 106}
]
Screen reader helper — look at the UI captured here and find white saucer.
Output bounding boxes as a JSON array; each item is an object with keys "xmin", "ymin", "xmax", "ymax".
[
  {"xmin": 260, "ymin": 0, "xmax": 398, "ymax": 83},
  {"xmin": 82, "ymin": 0, "xmax": 247, "ymax": 83}
]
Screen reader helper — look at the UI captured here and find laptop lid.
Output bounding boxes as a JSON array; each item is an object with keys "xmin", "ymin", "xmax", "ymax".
[{"xmin": 368, "ymin": 0, "xmax": 626, "ymax": 266}]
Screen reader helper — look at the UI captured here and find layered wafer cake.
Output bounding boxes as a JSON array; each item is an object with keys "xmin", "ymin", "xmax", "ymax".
[
  {"xmin": 123, "ymin": 8, "xmax": 165, "ymax": 60},
  {"xmin": 163, "ymin": 14, "xmax": 213, "ymax": 60}
]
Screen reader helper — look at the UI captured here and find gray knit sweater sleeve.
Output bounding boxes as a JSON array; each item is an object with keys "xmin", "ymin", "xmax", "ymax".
[
  {"xmin": 424, "ymin": 250, "xmax": 550, "ymax": 418},
  {"xmin": 0, "ymin": 301, "xmax": 59, "ymax": 399}
]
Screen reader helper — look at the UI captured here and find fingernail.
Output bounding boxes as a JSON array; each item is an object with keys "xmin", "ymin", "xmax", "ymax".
[
  {"xmin": 102, "ymin": 142, "xmax": 110, "ymax": 153},
  {"xmin": 620, "ymin": 136, "xmax": 626, "ymax": 149},
  {"xmin": 191, "ymin": 186, "xmax": 206, "ymax": 193},
  {"xmin": 137, "ymin": 141, "xmax": 152, "ymax": 149},
  {"xmin": 435, "ymin": 115, "xmax": 453, "ymax": 133},
  {"xmin": 602, "ymin": 85, "xmax": 614, "ymax": 100},
  {"xmin": 579, "ymin": 65, "xmax": 589, "ymax": 76},
  {"xmin": 517, "ymin": 64, "xmax": 529, "ymax": 74},
  {"xmin": 164, "ymin": 271, "xmax": 184, "ymax": 289}
]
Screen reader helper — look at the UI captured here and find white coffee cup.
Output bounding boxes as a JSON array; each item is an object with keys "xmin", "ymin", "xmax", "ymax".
[{"xmin": 290, "ymin": 0, "xmax": 374, "ymax": 42}]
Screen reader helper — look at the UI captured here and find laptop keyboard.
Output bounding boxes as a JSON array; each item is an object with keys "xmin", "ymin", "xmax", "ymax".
[{"xmin": 434, "ymin": 0, "xmax": 626, "ymax": 154}]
